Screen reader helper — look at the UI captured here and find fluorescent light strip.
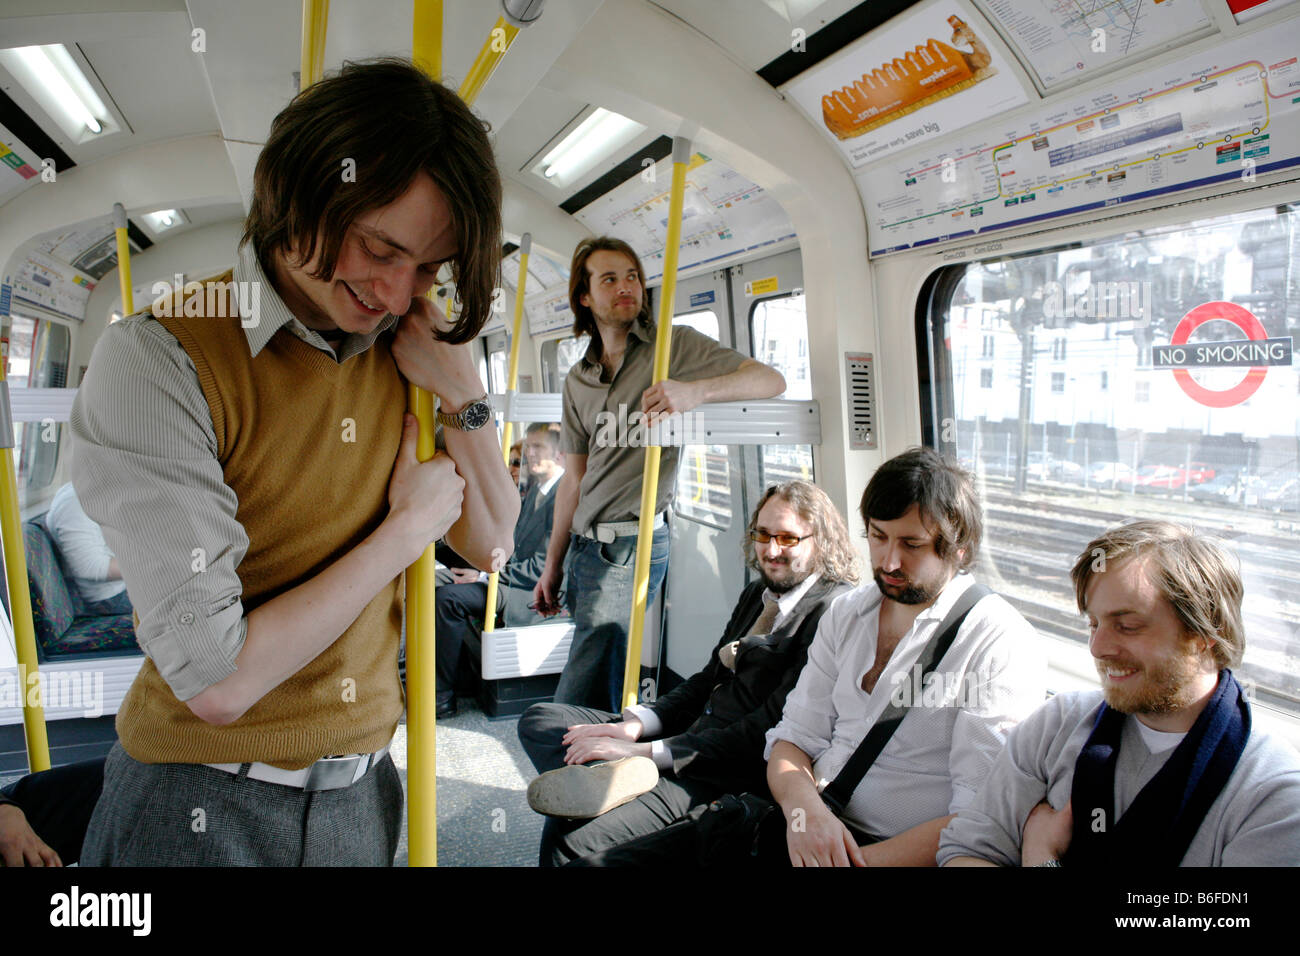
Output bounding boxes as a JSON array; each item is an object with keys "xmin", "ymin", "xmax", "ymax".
[
  {"xmin": 539, "ymin": 108, "xmax": 646, "ymax": 184},
  {"xmin": 13, "ymin": 45, "xmax": 104, "ymax": 135}
]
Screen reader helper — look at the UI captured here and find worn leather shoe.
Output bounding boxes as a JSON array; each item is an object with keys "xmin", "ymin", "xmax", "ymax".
[
  {"xmin": 526, "ymin": 756, "xmax": 659, "ymax": 819},
  {"xmin": 436, "ymin": 696, "xmax": 457, "ymax": 719}
]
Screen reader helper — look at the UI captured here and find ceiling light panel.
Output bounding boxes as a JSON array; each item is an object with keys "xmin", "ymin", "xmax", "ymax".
[
  {"xmin": 0, "ymin": 44, "xmax": 118, "ymax": 143},
  {"xmin": 530, "ymin": 107, "xmax": 646, "ymax": 189}
]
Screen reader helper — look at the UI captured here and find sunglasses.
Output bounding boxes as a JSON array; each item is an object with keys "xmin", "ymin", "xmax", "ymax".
[{"xmin": 749, "ymin": 530, "xmax": 812, "ymax": 549}]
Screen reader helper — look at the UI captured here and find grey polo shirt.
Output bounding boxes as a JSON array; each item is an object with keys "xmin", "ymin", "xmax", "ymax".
[
  {"xmin": 69, "ymin": 242, "xmax": 399, "ymax": 700},
  {"xmin": 562, "ymin": 321, "xmax": 746, "ymax": 534}
]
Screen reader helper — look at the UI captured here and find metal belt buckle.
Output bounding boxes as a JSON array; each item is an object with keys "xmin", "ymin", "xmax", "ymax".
[{"xmin": 303, "ymin": 754, "xmax": 366, "ymax": 792}]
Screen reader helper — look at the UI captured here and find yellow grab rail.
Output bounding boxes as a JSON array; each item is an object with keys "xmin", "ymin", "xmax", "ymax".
[
  {"xmin": 620, "ymin": 136, "xmax": 691, "ymax": 711},
  {"xmin": 299, "ymin": 0, "xmax": 329, "ymax": 90},
  {"xmin": 113, "ymin": 202, "xmax": 134, "ymax": 316},
  {"xmin": 411, "ymin": 0, "xmax": 442, "ymax": 80},
  {"xmin": 404, "ymin": 381, "xmax": 440, "ymax": 867},
  {"xmin": 459, "ymin": 17, "xmax": 520, "ymax": 105},
  {"xmin": 405, "ymin": 0, "xmax": 445, "ymax": 870},
  {"xmin": 1, "ymin": 343, "xmax": 49, "ymax": 772},
  {"xmin": 407, "ymin": 4, "xmax": 537, "ymax": 866},
  {"xmin": 483, "ymin": 233, "xmax": 530, "ymax": 633}
]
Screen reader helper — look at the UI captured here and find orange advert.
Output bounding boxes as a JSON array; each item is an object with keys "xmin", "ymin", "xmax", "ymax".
[{"xmin": 821, "ymin": 16, "xmax": 996, "ymax": 141}]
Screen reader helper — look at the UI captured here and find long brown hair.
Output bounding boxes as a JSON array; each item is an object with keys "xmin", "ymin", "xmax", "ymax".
[
  {"xmin": 568, "ymin": 236, "xmax": 652, "ymax": 350},
  {"xmin": 242, "ymin": 57, "xmax": 501, "ymax": 344},
  {"xmin": 745, "ymin": 481, "xmax": 860, "ymax": 585}
]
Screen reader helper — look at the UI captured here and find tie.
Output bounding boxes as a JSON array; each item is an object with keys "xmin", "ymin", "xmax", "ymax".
[
  {"xmin": 720, "ymin": 598, "xmax": 781, "ymax": 671},
  {"xmin": 748, "ymin": 599, "xmax": 781, "ymax": 636}
]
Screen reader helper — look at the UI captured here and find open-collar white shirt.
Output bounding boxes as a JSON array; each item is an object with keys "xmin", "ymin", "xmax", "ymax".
[{"xmin": 765, "ymin": 572, "xmax": 1046, "ymax": 839}]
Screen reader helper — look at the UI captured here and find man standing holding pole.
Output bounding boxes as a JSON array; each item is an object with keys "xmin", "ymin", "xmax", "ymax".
[{"xmin": 532, "ymin": 217, "xmax": 785, "ymax": 712}]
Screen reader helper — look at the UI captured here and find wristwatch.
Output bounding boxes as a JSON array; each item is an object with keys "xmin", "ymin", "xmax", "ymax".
[{"xmin": 436, "ymin": 393, "xmax": 492, "ymax": 431}]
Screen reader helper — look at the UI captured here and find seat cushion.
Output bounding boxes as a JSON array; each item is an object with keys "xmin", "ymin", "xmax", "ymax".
[
  {"xmin": 23, "ymin": 521, "xmax": 76, "ymax": 648},
  {"xmin": 42, "ymin": 614, "xmax": 138, "ymax": 657}
]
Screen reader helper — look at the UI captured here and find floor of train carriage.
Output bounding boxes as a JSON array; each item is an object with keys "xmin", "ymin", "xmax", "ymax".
[
  {"xmin": 391, "ymin": 704, "xmax": 543, "ymax": 867},
  {"xmin": 0, "ymin": 704, "xmax": 545, "ymax": 867}
]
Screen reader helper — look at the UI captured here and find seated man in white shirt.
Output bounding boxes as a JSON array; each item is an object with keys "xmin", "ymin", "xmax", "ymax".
[
  {"xmin": 760, "ymin": 446, "xmax": 1044, "ymax": 866},
  {"xmin": 939, "ymin": 520, "xmax": 1300, "ymax": 867},
  {"xmin": 572, "ymin": 447, "xmax": 1044, "ymax": 867},
  {"xmin": 43, "ymin": 483, "xmax": 132, "ymax": 616}
]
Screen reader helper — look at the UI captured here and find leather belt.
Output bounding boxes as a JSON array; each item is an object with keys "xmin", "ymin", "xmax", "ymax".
[
  {"xmin": 205, "ymin": 743, "xmax": 391, "ymax": 792},
  {"xmin": 580, "ymin": 511, "xmax": 667, "ymax": 544}
]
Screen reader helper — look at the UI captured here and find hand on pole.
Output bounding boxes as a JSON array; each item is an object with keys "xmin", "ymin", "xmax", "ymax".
[
  {"xmin": 640, "ymin": 379, "xmax": 703, "ymax": 423},
  {"xmin": 386, "ymin": 414, "xmax": 464, "ymax": 565}
]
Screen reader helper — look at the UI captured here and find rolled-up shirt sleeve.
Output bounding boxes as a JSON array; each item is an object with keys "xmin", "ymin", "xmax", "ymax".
[
  {"xmin": 763, "ymin": 604, "xmax": 843, "ymax": 763},
  {"xmin": 70, "ymin": 317, "xmax": 249, "ymax": 701},
  {"xmin": 946, "ymin": 601, "xmax": 1046, "ymax": 813}
]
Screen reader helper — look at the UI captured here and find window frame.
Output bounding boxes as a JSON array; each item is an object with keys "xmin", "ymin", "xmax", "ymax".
[{"xmin": 913, "ymin": 213, "xmax": 1300, "ymax": 730}]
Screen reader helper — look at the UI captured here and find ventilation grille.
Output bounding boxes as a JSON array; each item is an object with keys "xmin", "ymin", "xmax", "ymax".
[{"xmin": 845, "ymin": 352, "xmax": 877, "ymax": 450}]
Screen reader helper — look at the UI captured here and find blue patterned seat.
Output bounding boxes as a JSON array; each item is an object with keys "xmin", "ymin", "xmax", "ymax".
[{"xmin": 22, "ymin": 521, "xmax": 138, "ymax": 659}]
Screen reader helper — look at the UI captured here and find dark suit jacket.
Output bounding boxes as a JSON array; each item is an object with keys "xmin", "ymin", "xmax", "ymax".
[
  {"xmin": 498, "ymin": 478, "xmax": 560, "ymax": 626},
  {"xmin": 645, "ymin": 574, "xmax": 851, "ymax": 797}
]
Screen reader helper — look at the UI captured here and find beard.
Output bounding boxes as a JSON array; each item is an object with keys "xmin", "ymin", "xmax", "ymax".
[
  {"xmin": 760, "ymin": 555, "xmax": 813, "ymax": 594},
  {"xmin": 1095, "ymin": 647, "xmax": 1205, "ymax": 716},
  {"xmin": 872, "ymin": 568, "xmax": 944, "ymax": 605}
]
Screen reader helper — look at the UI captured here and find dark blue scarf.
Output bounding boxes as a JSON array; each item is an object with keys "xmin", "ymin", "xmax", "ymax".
[{"xmin": 1065, "ymin": 669, "xmax": 1250, "ymax": 867}]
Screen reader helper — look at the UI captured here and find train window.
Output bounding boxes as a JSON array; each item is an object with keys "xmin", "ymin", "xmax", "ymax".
[
  {"xmin": 6, "ymin": 315, "xmax": 70, "ymax": 506},
  {"xmin": 674, "ymin": 309, "xmax": 720, "ymax": 341},
  {"xmin": 488, "ymin": 346, "xmax": 507, "ymax": 395},
  {"xmin": 540, "ymin": 334, "xmax": 590, "ymax": 392},
  {"xmin": 923, "ymin": 203, "xmax": 1300, "ymax": 715},
  {"xmin": 751, "ymin": 293, "xmax": 814, "ymax": 487},
  {"xmin": 673, "ymin": 310, "xmax": 730, "ymax": 527}
]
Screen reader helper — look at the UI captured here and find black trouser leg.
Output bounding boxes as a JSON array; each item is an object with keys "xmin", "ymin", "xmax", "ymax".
[{"xmin": 2, "ymin": 757, "xmax": 105, "ymax": 865}]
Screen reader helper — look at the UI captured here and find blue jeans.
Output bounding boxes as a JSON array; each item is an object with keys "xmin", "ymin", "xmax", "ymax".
[{"xmin": 553, "ymin": 525, "xmax": 670, "ymax": 711}]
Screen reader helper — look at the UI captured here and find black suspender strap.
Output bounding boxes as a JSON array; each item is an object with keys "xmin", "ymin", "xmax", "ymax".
[{"xmin": 820, "ymin": 582, "xmax": 992, "ymax": 816}]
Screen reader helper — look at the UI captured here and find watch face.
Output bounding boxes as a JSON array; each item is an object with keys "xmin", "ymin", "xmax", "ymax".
[{"xmin": 463, "ymin": 401, "xmax": 492, "ymax": 430}]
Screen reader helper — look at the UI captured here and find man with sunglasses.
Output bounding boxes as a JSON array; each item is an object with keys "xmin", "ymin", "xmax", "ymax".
[
  {"xmin": 518, "ymin": 480, "xmax": 858, "ymax": 865},
  {"xmin": 569, "ymin": 447, "xmax": 1045, "ymax": 866}
]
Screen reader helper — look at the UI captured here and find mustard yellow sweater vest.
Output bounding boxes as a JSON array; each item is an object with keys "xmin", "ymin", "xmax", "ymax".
[{"xmin": 116, "ymin": 272, "xmax": 405, "ymax": 769}]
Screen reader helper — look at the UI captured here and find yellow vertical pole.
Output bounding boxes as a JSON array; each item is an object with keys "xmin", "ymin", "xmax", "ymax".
[
  {"xmin": 407, "ymin": 0, "xmax": 444, "ymax": 870},
  {"xmin": 483, "ymin": 234, "xmax": 530, "ymax": 632},
  {"xmin": 1, "ymin": 342, "xmax": 49, "ymax": 773},
  {"xmin": 299, "ymin": 0, "xmax": 329, "ymax": 90},
  {"xmin": 113, "ymin": 202, "xmax": 134, "ymax": 317},
  {"xmin": 407, "ymin": 0, "xmax": 538, "ymax": 868},
  {"xmin": 412, "ymin": 0, "xmax": 442, "ymax": 79},
  {"xmin": 620, "ymin": 137, "xmax": 690, "ymax": 711}
]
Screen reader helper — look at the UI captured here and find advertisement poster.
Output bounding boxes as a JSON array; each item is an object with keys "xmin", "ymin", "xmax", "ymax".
[
  {"xmin": 783, "ymin": 1, "xmax": 1029, "ymax": 167},
  {"xmin": 862, "ymin": 25, "xmax": 1300, "ymax": 255}
]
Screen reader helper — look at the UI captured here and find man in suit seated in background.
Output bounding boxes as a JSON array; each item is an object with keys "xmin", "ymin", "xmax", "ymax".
[
  {"xmin": 518, "ymin": 480, "xmax": 858, "ymax": 865},
  {"xmin": 428, "ymin": 422, "xmax": 567, "ymax": 717}
]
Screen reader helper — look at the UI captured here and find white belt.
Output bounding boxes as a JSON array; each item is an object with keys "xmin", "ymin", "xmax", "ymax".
[
  {"xmin": 205, "ymin": 743, "xmax": 391, "ymax": 792},
  {"xmin": 580, "ymin": 511, "xmax": 667, "ymax": 544}
]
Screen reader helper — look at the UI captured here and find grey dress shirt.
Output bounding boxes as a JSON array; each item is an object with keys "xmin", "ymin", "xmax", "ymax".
[
  {"xmin": 561, "ymin": 321, "xmax": 746, "ymax": 534},
  {"xmin": 69, "ymin": 242, "xmax": 398, "ymax": 701}
]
